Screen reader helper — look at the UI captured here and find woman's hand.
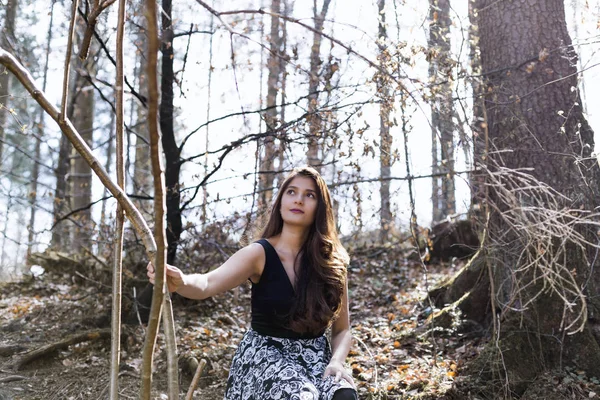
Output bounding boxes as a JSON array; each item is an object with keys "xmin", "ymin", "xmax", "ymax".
[
  {"xmin": 323, "ymin": 359, "xmax": 355, "ymax": 388},
  {"xmin": 146, "ymin": 262, "xmax": 186, "ymax": 293}
]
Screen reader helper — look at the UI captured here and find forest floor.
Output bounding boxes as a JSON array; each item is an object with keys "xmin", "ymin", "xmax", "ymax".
[{"xmin": 0, "ymin": 244, "xmax": 588, "ymax": 399}]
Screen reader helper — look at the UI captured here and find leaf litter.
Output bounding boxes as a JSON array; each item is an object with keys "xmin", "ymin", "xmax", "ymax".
[{"xmin": 0, "ymin": 245, "xmax": 485, "ymax": 399}]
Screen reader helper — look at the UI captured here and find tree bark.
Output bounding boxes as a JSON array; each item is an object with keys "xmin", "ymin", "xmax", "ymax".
[
  {"xmin": 428, "ymin": 0, "xmax": 455, "ymax": 224},
  {"xmin": 469, "ymin": 0, "xmax": 600, "ymax": 394}
]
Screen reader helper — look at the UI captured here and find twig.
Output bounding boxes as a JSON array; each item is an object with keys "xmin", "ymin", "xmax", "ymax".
[
  {"xmin": 185, "ymin": 358, "xmax": 207, "ymax": 400},
  {"xmin": 0, "ymin": 375, "xmax": 27, "ymax": 383},
  {"xmin": 74, "ymin": 270, "xmax": 112, "ymax": 290}
]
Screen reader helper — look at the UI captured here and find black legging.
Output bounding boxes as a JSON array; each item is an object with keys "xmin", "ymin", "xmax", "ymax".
[{"xmin": 332, "ymin": 388, "xmax": 358, "ymax": 400}]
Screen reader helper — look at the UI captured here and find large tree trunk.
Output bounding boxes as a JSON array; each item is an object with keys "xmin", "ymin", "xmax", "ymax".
[
  {"xmin": 0, "ymin": 0, "xmax": 18, "ymax": 164},
  {"xmin": 377, "ymin": 0, "xmax": 392, "ymax": 242},
  {"xmin": 306, "ymin": 0, "xmax": 331, "ymax": 172},
  {"xmin": 428, "ymin": 0, "xmax": 455, "ymax": 224},
  {"xmin": 258, "ymin": 0, "xmax": 282, "ymax": 212},
  {"xmin": 458, "ymin": 0, "xmax": 600, "ymax": 395},
  {"xmin": 159, "ymin": 0, "xmax": 182, "ymax": 265}
]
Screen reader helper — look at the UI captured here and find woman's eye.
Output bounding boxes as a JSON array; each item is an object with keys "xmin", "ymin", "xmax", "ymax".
[
  {"xmin": 307, "ymin": 193, "xmax": 315, "ymax": 198},
  {"xmin": 287, "ymin": 189, "xmax": 295, "ymax": 195}
]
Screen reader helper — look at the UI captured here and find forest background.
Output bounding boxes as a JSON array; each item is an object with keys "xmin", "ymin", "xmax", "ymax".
[{"xmin": 1, "ymin": 0, "xmax": 600, "ymax": 399}]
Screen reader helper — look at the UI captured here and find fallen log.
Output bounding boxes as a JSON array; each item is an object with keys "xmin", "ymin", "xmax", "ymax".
[
  {"xmin": 0, "ymin": 345, "xmax": 27, "ymax": 357},
  {"xmin": 11, "ymin": 328, "xmax": 110, "ymax": 371}
]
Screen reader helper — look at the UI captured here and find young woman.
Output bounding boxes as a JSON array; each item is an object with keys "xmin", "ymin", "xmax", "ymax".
[{"xmin": 147, "ymin": 166, "xmax": 357, "ymax": 400}]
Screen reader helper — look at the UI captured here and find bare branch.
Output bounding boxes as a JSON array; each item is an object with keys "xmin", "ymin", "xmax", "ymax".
[
  {"xmin": 0, "ymin": 47, "xmax": 157, "ymax": 256},
  {"xmin": 61, "ymin": 0, "xmax": 79, "ymax": 120},
  {"xmin": 78, "ymin": 0, "xmax": 118, "ymax": 61}
]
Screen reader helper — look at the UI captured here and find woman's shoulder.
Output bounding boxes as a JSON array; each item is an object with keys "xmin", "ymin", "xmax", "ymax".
[{"xmin": 241, "ymin": 241, "xmax": 267, "ymax": 255}]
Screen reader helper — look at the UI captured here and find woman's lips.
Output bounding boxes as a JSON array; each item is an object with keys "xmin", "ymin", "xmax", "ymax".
[{"xmin": 290, "ymin": 209, "xmax": 304, "ymax": 214}]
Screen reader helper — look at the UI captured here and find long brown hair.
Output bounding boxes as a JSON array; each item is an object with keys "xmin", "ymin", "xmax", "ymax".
[{"xmin": 260, "ymin": 166, "xmax": 349, "ymax": 334}]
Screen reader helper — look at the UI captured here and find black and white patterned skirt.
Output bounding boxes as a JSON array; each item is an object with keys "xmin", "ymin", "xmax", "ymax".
[{"xmin": 225, "ymin": 329, "xmax": 355, "ymax": 399}]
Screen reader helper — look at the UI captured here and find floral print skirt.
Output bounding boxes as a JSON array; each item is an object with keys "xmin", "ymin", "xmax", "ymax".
[{"xmin": 224, "ymin": 329, "xmax": 354, "ymax": 400}]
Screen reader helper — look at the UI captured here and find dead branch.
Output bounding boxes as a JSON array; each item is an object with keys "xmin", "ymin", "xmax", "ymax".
[
  {"xmin": 0, "ymin": 47, "xmax": 157, "ymax": 257},
  {"xmin": 185, "ymin": 358, "xmax": 207, "ymax": 400},
  {"xmin": 60, "ymin": 0, "xmax": 79, "ymax": 120},
  {"xmin": 481, "ymin": 160, "xmax": 600, "ymax": 334},
  {"xmin": 76, "ymin": 7, "xmax": 147, "ymax": 108},
  {"xmin": 12, "ymin": 329, "xmax": 111, "ymax": 371},
  {"xmin": 0, "ymin": 375, "xmax": 27, "ymax": 383}
]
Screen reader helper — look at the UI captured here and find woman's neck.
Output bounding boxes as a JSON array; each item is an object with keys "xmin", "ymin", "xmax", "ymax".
[{"xmin": 273, "ymin": 225, "xmax": 308, "ymax": 254}]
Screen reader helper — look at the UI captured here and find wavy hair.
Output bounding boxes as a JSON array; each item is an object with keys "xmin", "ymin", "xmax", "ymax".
[{"xmin": 260, "ymin": 166, "xmax": 349, "ymax": 334}]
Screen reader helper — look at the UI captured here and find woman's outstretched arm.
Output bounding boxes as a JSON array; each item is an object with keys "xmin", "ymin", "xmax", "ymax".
[{"xmin": 147, "ymin": 242, "xmax": 264, "ymax": 300}]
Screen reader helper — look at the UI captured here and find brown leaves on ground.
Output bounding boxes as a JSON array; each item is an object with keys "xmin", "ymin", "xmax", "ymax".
[{"xmin": 0, "ymin": 245, "xmax": 484, "ymax": 399}]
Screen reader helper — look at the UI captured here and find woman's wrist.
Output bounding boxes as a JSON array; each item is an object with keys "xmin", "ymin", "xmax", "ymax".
[{"xmin": 174, "ymin": 275, "xmax": 188, "ymax": 293}]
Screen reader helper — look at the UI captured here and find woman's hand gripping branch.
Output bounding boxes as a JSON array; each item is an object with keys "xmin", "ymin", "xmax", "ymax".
[{"xmin": 146, "ymin": 262, "xmax": 186, "ymax": 293}]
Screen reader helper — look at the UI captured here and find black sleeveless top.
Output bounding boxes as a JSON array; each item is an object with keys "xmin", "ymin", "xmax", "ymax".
[{"xmin": 251, "ymin": 239, "xmax": 324, "ymax": 339}]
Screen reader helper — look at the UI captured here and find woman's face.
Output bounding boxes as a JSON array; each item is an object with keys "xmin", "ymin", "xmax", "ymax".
[{"xmin": 280, "ymin": 176, "xmax": 319, "ymax": 228}]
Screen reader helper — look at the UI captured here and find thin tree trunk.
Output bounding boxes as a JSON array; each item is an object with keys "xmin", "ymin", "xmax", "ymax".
[
  {"xmin": 0, "ymin": 0, "xmax": 18, "ymax": 164},
  {"xmin": 377, "ymin": 0, "xmax": 393, "ymax": 242},
  {"xmin": 306, "ymin": 0, "xmax": 332, "ymax": 172},
  {"xmin": 258, "ymin": 0, "xmax": 282, "ymax": 212},
  {"xmin": 468, "ymin": 0, "xmax": 485, "ymax": 219},
  {"xmin": 201, "ymin": 3, "xmax": 215, "ymax": 226},
  {"xmin": 133, "ymin": 6, "xmax": 152, "ymax": 218},
  {"xmin": 428, "ymin": 0, "xmax": 455, "ymax": 223},
  {"xmin": 276, "ymin": 0, "xmax": 291, "ymax": 187},
  {"xmin": 51, "ymin": 133, "xmax": 71, "ymax": 250},
  {"xmin": 27, "ymin": 1, "xmax": 55, "ymax": 260},
  {"xmin": 52, "ymin": 0, "xmax": 79, "ymax": 252},
  {"xmin": 160, "ymin": 0, "xmax": 182, "ymax": 265},
  {"xmin": 109, "ymin": 0, "xmax": 126, "ymax": 397},
  {"xmin": 100, "ymin": 113, "xmax": 115, "ymax": 233},
  {"xmin": 140, "ymin": 0, "xmax": 179, "ymax": 397},
  {"xmin": 0, "ymin": 156, "xmax": 17, "ymax": 267}
]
